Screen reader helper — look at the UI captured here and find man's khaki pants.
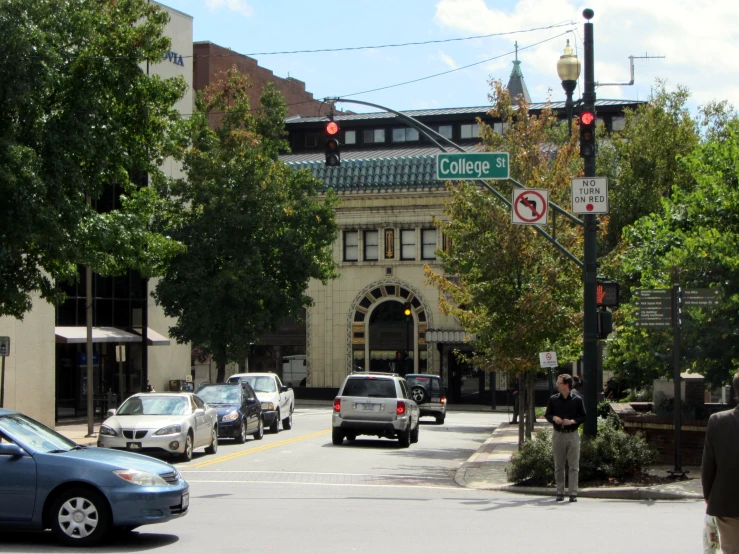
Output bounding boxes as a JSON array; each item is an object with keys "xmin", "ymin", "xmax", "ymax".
[
  {"xmin": 718, "ymin": 517, "xmax": 739, "ymax": 554},
  {"xmin": 552, "ymin": 429, "xmax": 580, "ymax": 496}
]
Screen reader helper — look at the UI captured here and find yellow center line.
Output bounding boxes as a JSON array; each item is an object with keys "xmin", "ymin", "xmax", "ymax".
[{"xmin": 182, "ymin": 429, "xmax": 331, "ymax": 470}]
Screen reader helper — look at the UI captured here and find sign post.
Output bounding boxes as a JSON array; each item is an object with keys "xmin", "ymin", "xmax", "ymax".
[
  {"xmin": 0, "ymin": 336, "xmax": 10, "ymax": 408},
  {"xmin": 436, "ymin": 152, "xmax": 509, "ymax": 181},
  {"xmin": 540, "ymin": 351, "xmax": 559, "ymax": 396}
]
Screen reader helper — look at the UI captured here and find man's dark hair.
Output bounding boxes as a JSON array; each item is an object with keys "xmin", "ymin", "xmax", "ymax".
[
  {"xmin": 558, "ymin": 374, "xmax": 573, "ymax": 390},
  {"xmin": 733, "ymin": 372, "xmax": 739, "ymax": 398}
]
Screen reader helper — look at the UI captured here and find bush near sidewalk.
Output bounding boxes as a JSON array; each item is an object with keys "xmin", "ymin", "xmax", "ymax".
[{"xmin": 507, "ymin": 419, "xmax": 658, "ymax": 486}]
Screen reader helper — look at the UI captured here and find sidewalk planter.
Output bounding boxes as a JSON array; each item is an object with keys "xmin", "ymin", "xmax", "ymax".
[{"xmin": 621, "ymin": 415, "xmax": 707, "ymax": 466}]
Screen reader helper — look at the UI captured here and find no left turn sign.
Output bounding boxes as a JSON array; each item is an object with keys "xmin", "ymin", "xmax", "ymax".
[{"xmin": 512, "ymin": 188, "xmax": 549, "ymax": 225}]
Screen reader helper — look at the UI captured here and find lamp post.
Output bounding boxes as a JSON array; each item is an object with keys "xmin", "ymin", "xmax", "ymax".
[{"xmin": 556, "ymin": 39, "xmax": 581, "ymax": 137}]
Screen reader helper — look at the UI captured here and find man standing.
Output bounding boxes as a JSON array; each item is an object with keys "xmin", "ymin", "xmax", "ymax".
[
  {"xmin": 702, "ymin": 372, "xmax": 739, "ymax": 554},
  {"xmin": 544, "ymin": 374, "xmax": 587, "ymax": 502}
]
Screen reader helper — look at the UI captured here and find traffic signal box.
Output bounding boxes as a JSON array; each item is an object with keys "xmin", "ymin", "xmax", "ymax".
[
  {"xmin": 597, "ymin": 309, "xmax": 613, "ymax": 339},
  {"xmin": 325, "ymin": 120, "xmax": 340, "ymax": 166},
  {"xmin": 579, "ymin": 108, "xmax": 595, "ymax": 158}
]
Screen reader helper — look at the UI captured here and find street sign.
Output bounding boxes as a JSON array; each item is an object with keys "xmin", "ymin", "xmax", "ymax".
[
  {"xmin": 539, "ymin": 351, "xmax": 558, "ymax": 368},
  {"xmin": 0, "ymin": 337, "xmax": 9, "ymax": 357},
  {"xmin": 634, "ymin": 289, "xmax": 673, "ymax": 328},
  {"xmin": 683, "ymin": 288, "xmax": 720, "ymax": 307},
  {"xmin": 511, "ymin": 188, "xmax": 549, "ymax": 225},
  {"xmin": 436, "ymin": 152, "xmax": 509, "ymax": 181},
  {"xmin": 571, "ymin": 177, "xmax": 609, "ymax": 214}
]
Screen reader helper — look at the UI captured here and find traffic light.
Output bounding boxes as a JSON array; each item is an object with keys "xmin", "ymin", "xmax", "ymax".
[
  {"xmin": 579, "ymin": 108, "xmax": 596, "ymax": 158},
  {"xmin": 403, "ymin": 302, "xmax": 412, "ymax": 320},
  {"xmin": 596, "ymin": 280, "xmax": 620, "ymax": 309},
  {"xmin": 597, "ymin": 308, "xmax": 613, "ymax": 339},
  {"xmin": 325, "ymin": 120, "xmax": 340, "ymax": 166}
]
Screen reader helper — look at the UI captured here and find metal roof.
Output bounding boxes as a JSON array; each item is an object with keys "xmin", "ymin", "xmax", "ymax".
[{"xmin": 280, "ymin": 143, "xmax": 481, "ymax": 164}]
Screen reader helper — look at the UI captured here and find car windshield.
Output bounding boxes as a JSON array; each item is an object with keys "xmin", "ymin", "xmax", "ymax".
[
  {"xmin": 342, "ymin": 378, "xmax": 396, "ymax": 398},
  {"xmin": 230, "ymin": 376, "xmax": 276, "ymax": 393},
  {"xmin": 197, "ymin": 386, "xmax": 241, "ymax": 405},
  {"xmin": 0, "ymin": 414, "xmax": 77, "ymax": 453},
  {"xmin": 117, "ymin": 396, "xmax": 189, "ymax": 416}
]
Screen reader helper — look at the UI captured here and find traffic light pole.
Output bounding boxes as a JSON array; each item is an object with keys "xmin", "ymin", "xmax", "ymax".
[{"xmin": 581, "ymin": 9, "xmax": 598, "ymax": 437}]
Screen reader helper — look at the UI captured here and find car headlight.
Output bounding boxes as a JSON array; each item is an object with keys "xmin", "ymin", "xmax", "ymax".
[
  {"xmin": 261, "ymin": 402, "xmax": 274, "ymax": 410},
  {"xmin": 114, "ymin": 469, "xmax": 168, "ymax": 487},
  {"xmin": 99, "ymin": 425, "xmax": 117, "ymax": 437},
  {"xmin": 222, "ymin": 411, "xmax": 239, "ymax": 422},
  {"xmin": 155, "ymin": 424, "xmax": 182, "ymax": 436}
]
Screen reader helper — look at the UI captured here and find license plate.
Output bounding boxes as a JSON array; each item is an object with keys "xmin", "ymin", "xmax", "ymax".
[
  {"xmin": 126, "ymin": 442, "xmax": 142, "ymax": 450},
  {"xmin": 181, "ymin": 493, "xmax": 189, "ymax": 510},
  {"xmin": 360, "ymin": 403, "xmax": 378, "ymax": 411}
]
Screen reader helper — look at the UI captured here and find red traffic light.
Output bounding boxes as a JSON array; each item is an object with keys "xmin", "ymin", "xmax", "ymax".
[
  {"xmin": 325, "ymin": 121, "xmax": 339, "ymax": 135},
  {"xmin": 580, "ymin": 111, "xmax": 595, "ymax": 126}
]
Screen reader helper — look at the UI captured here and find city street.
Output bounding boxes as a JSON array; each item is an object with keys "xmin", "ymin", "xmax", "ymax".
[{"xmin": 0, "ymin": 409, "xmax": 704, "ymax": 553}]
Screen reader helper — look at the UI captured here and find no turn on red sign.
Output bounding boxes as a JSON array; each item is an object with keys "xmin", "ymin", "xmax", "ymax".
[{"xmin": 511, "ymin": 188, "xmax": 549, "ymax": 225}]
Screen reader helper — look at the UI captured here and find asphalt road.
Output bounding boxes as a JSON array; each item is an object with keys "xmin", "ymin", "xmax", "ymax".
[{"xmin": 0, "ymin": 408, "xmax": 704, "ymax": 553}]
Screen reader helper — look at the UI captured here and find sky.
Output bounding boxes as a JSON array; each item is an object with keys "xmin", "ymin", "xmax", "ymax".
[{"xmin": 161, "ymin": 0, "xmax": 739, "ymax": 116}]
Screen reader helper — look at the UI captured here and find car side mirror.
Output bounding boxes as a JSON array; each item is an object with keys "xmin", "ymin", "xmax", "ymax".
[
  {"xmin": 0, "ymin": 443, "xmax": 25, "ymax": 457},
  {"xmin": 246, "ymin": 397, "xmax": 257, "ymax": 404},
  {"xmin": 193, "ymin": 409, "xmax": 205, "ymax": 417},
  {"xmin": 280, "ymin": 385, "xmax": 289, "ymax": 393},
  {"xmin": 106, "ymin": 409, "xmax": 116, "ymax": 418}
]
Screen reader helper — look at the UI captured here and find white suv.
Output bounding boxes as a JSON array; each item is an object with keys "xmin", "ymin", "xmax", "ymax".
[{"xmin": 332, "ymin": 372, "xmax": 420, "ymax": 447}]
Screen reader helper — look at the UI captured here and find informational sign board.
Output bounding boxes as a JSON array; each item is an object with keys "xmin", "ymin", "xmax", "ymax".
[
  {"xmin": 436, "ymin": 152, "xmax": 509, "ymax": 181},
  {"xmin": 634, "ymin": 289, "xmax": 672, "ymax": 328},
  {"xmin": 571, "ymin": 177, "xmax": 609, "ymax": 214},
  {"xmin": 539, "ymin": 351, "xmax": 558, "ymax": 368},
  {"xmin": 0, "ymin": 337, "xmax": 9, "ymax": 357},
  {"xmin": 683, "ymin": 288, "xmax": 720, "ymax": 307},
  {"xmin": 512, "ymin": 188, "xmax": 549, "ymax": 225}
]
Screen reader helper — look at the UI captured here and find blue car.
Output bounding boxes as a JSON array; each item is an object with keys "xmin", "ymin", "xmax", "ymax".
[
  {"xmin": 0, "ymin": 408, "xmax": 189, "ymax": 546},
  {"xmin": 194, "ymin": 382, "xmax": 264, "ymax": 442}
]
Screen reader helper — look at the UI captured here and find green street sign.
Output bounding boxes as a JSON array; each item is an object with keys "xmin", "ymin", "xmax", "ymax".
[{"xmin": 436, "ymin": 152, "xmax": 509, "ymax": 181}]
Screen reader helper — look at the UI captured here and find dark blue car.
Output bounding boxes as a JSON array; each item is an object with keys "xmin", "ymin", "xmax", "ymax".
[
  {"xmin": 195, "ymin": 383, "xmax": 264, "ymax": 442},
  {"xmin": 0, "ymin": 408, "xmax": 189, "ymax": 546}
]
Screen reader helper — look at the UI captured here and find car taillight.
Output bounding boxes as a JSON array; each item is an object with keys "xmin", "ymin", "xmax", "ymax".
[
  {"xmin": 396, "ymin": 400, "xmax": 406, "ymax": 416},
  {"xmin": 440, "ymin": 396, "xmax": 447, "ymax": 404},
  {"xmin": 333, "ymin": 398, "xmax": 341, "ymax": 412}
]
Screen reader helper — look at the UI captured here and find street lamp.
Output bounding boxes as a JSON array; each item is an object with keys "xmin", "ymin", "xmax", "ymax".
[{"xmin": 556, "ymin": 39, "xmax": 581, "ymax": 137}]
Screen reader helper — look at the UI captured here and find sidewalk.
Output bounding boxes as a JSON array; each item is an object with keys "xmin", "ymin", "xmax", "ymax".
[{"xmin": 454, "ymin": 422, "xmax": 704, "ymax": 501}]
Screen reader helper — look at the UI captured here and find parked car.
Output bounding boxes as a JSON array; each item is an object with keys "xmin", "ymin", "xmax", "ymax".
[
  {"xmin": 405, "ymin": 374, "xmax": 447, "ymax": 424},
  {"xmin": 0, "ymin": 409, "xmax": 189, "ymax": 546},
  {"xmin": 332, "ymin": 372, "xmax": 420, "ymax": 447},
  {"xmin": 98, "ymin": 393, "xmax": 218, "ymax": 462},
  {"xmin": 194, "ymin": 383, "xmax": 264, "ymax": 442},
  {"xmin": 227, "ymin": 372, "xmax": 294, "ymax": 434}
]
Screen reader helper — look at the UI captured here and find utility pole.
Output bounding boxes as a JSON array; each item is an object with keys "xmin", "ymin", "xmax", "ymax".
[{"xmin": 581, "ymin": 8, "xmax": 598, "ymax": 437}]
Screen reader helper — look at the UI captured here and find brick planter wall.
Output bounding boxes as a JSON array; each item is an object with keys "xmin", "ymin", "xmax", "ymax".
[{"xmin": 621, "ymin": 415, "xmax": 707, "ymax": 466}]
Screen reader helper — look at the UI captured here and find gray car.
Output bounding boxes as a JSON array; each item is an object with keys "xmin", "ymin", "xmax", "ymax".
[{"xmin": 332, "ymin": 372, "xmax": 420, "ymax": 447}]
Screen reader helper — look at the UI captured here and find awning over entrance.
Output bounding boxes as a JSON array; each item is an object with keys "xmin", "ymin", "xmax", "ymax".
[
  {"xmin": 55, "ymin": 327, "xmax": 171, "ymax": 346},
  {"xmin": 424, "ymin": 329, "xmax": 476, "ymax": 344}
]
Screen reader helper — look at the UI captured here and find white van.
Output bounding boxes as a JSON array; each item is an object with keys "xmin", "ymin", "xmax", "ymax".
[{"xmin": 282, "ymin": 355, "xmax": 307, "ymax": 387}]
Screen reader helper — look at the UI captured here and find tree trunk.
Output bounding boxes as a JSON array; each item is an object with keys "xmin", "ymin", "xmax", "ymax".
[
  {"xmin": 526, "ymin": 372, "xmax": 536, "ymax": 440},
  {"xmin": 215, "ymin": 353, "xmax": 227, "ymax": 383},
  {"xmin": 518, "ymin": 389, "xmax": 525, "ymax": 448}
]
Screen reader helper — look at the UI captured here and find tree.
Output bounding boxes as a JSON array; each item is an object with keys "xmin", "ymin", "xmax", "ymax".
[
  {"xmin": 0, "ymin": 0, "xmax": 186, "ymax": 319},
  {"xmin": 605, "ymin": 116, "xmax": 739, "ymax": 389},
  {"xmin": 154, "ymin": 69, "xmax": 338, "ymax": 382},
  {"xmin": 426, "ymin": 81, "xmax": 583, "ymax": 445}
]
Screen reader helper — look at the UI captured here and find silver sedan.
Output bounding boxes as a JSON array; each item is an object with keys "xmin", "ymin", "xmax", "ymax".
[{"xmin": 98, "ymin": 393, "xmax": 218, "ymax": 462}]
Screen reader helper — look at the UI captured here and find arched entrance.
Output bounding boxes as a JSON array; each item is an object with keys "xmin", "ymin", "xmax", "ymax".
[{"xmin": 367, "ymin": 300, "xmax": 412, "ymax": 374}]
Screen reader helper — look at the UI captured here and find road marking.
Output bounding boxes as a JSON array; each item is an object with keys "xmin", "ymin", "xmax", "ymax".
[
  {"xmin": 182, "ymin": 429, "xmax": 330, "ymax": 469},
  {"xmin": 184, "ymin": 480, "xmax": 462, "ymax": 491}
]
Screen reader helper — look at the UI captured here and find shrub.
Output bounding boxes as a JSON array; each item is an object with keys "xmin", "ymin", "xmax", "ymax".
[
  {"xmin": 507, "ymin": 419, "xmax": 657, "ymax": 485},
  {"xmin": 597, "ymin": 400, "xmax": 612, "ymax": 419}
]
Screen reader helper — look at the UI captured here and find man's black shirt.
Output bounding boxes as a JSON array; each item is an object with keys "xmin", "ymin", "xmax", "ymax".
[{"xmin": 544, "ymin": 392, "xmax": 587, "ymax": 432}]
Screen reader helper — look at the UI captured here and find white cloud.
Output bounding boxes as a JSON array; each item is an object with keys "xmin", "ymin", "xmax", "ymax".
[
  {"xmin": 438, "ymin": 51, "xmax": 458, "ymax": 70},
  {"xmin": 205, "ymin": 0, "xmax": 254, "ymax": 18}
]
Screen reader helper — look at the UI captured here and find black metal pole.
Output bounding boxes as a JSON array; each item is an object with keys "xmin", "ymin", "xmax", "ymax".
[
  {"xmin": 582, "ymin": 8, "xmax": 598, "ymax": 437},
  {"xmin": 562, "ymin": 81, "xmax": 576, "ymax": 138},
  {"xmin": 672, "ymin": 282, "xmax": 684, "ymax": 476}
]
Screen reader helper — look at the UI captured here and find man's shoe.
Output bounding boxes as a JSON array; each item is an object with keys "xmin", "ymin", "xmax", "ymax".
[
  {"xmin": 556, "ymin": 495, "xmax": 565, "ymax": 502},
  {"xmin": 569, "ymin": 496, "xmax": 577, "ymax": 502}
]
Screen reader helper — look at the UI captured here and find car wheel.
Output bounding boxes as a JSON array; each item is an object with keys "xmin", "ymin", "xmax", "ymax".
[
  {"xmin": 235, "ymin": 420, "xmax": 247, "ymax": 444},
  {"xmin": 49, "ymin": 487, "xmax": 110, "ymax": 547},
  {"xmin": 410, "ymin": 422, "xmax": 420, "ymax": 444},
  {"xmin": 205, "ymin": 427, "xmax": 218, "ymax": 455},
  {"xmin": 398, "ymin": 423, "xmax": 411, "ymax": 448},
  {"xmin": 436, "ymin": 414, "xmax": 445, "ymax": 425},
  {"xmin": 282, "ymin": 408, "xmax": 293, "ymax": 431},
  {"xmin": 253, "ymin": 418, "xmax": 264, "ymax": 440},
  {"xmin": 181, "ymin": 432, "xmax": 194, "ymax": 462},
  {"xmin": 411, "ymin": 385, "xmax": 429, "ymax": 405},
  {"xmin": 332, "ymin": 428, "xmax": 344, "ymax": 445},
  {"xmin": 270, "ymin": 412, "xmax": 280, "ymax": 434}
]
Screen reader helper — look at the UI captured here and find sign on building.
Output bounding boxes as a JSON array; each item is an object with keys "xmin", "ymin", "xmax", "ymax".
[
  {"xmin": 571, "ymin": 177, "xmax": 608, "ymax": 214},
  {"xmin": 512, "ymin": 188, "xmax": 549, "ymax": 225}
]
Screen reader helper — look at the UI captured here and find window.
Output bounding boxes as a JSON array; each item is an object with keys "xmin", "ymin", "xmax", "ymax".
[
  {"xmin": 364, "ymin": 230, "xmax": 379, "ymax": 261},
  {"xmin": 392, "ymin": 127, "xmax": 420, "ymax": 142},
  {"xmin": 493, "ymin": 122, "xmax": 504, "ymax": 135},
  {"xmin": 344, "ymin": 130, "xmax": 356, "ymax": 144},
  {"xmin": 460, "ymin": 123, "xmax": 480, "ymax": 139},
  {"xmin": 438, "ymin": 125, "xmax": 453, "ymax": 139},
  {"xmin": 612, "ymin": 116, "xmax": 625, "ymax": 131},
  {"xmin": 421, "ymin": 229, "xmax": 437, "ymax": 260},
  {"xmin": 344, "ymin": 231, "xmax": 358, "ymax": 261},
  {"xmin": 304, "ymin": 132, "xmax": 318, "ymax": 147},
  {"xmin": 363, "ymin": 129, "xmax": 386, "ymax": 144},
  {"xmin": 400, "ymin": 229, "xmax": 416, "ymax": 260}
]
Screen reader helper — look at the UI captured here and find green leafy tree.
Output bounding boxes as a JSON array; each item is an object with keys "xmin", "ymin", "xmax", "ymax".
[
  {"xmin": 154, "ymin": 69, "xmax": 339, "ymax": 382},
  {"xmin": 426, "ymin": 81, "xmax": 583, "ymax": 445},
  {"xmin": 605, "ymin": 117, "xmax": 739, "ymax": 389},
  {"xmin": 0, "ymin": 0, "xmax": 187, "ymax": 318}
]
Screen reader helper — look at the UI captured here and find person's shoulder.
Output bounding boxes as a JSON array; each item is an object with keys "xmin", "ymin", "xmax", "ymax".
[
  {"xmin": 548, "ymin": 393, "xmax": 560, "ymax": 402},
  {"xmin": 709, "ymin": 407, "xmax": 739, "ymax": 423}
]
